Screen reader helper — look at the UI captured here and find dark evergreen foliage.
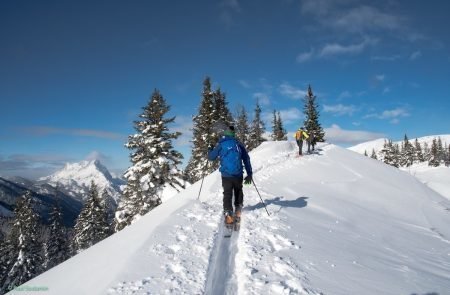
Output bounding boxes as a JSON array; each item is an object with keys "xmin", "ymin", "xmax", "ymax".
[
  {"xmin": 248, "ymin": 100, "xmax": 266, "ymax": 151},
  {"xmin": 115, "ymin": 89, "xmax": 184, "ymax": 231},
  {"xmin": 303, "ymin": 85, "xmax": 325, "ymax": 147},
  {"xmin": 1, "ymin": 192, "xmax": 43, "ymax": 293},
  {"xmin": 44, "ymin": 203, "xmax": 71, "ymax": 270},
  {"xmin": 235, "ymin": 105, "xmax": 250, "ymax": 148},
  {"xmin": 271, "ymin": 111, "xmax": 287, "ymax": 141}
]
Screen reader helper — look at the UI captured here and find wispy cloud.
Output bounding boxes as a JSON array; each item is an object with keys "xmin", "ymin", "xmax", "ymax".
[
  {"xmin": 338, "ymin": 91, "xmax": 352, "ymax": 100},
  {"xmin": 0, "ymin": 153, "xmax": 76, "ymax": 179},
  {"xmin": 319, "ymin": 38, "xmax": 377, "ymax": 57},
  {"xmin": 262, "ymin": 107, "xmax": 303, "ymax": 126},
  {"xmin": 323, "ymin": 104, "xmax": 357, "ymax": 116},
  {"xmin": 238, "ymin": 79, "xmax": 252, "ymax": 88},
  {"xmin": 324, "ymin": 124, "xmax": 385, "ymax": 145},
  {"xmin": 279, "ymin": 83, "xmax": 307, "ymax": 99},
  {"xmin": 410, "ymin": 50, "xmax": 422, "ymax": 60},
  {"xmin": 297, "ymin": 38, "xmax": 377, "ymax": 62},
  {"xmin": 371, "ymin": 54, "xmax": 403, "ymax": 61},
  {"xmin": 172, "ymin": 115, "xmax": 193, "ymax": 147},
  {"xmin": 20, "ymin": 126, "xmax": 124, "ymax": 140},
  {"xmin": 253, "ymin": 92, "xmax": 271, "ymax": 106},
  {"xmin": 219, "ymin": 0, "xmax": 242, "ymax": 28},
  {"xmin": 375, "ymin": 74, "xmax": 385, "ymax": 82},
  {"xmin": 364, "ymin": 107, "xmax": 410, "ymax": 124}
]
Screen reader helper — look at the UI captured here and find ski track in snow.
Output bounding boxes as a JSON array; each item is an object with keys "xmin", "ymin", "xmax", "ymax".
[{"xmin": 107, "ymin": 144, "xmax": 322, "ymax": 294}]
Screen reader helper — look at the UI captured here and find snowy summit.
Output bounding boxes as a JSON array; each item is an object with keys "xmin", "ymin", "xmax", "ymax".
[
  {"xmin": 38, "ymin": 159, "xmax": 123, "ymax": 202},
  {"xmin": 23, "ymin": 142, "xmax": 450, "ymax": 295}
]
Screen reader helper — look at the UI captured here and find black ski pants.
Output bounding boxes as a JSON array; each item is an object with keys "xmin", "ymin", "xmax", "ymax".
[
  {"xmin": 296, "ymin": 140, "xmax": 303, "ymax": 155},
  {"xmin": 222, "ymin": 176, "xmax": 244, "ymax": 213}
]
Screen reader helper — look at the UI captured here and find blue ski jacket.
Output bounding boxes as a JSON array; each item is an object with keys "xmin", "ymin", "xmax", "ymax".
[{"xmin": 208, "ymin": 135, "xmax": 252, "ymax": 178}]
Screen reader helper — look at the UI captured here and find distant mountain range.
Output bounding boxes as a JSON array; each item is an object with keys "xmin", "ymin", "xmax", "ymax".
[{"xmin": 0, "ymin": 160, "xmax": 125, "ymax": 227}]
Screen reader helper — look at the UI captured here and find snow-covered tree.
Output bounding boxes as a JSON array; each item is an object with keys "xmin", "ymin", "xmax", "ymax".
[
  {"xmin": 185, "ymin": 77, "xmax": 218, "ymax": 183},
  {"xmin": 271, "ymin": 111, "xmax": 287, "ymax": 141},
  {"xmin": 381, "ymin": 140, "xmax": 399, "ymax": 168},
  {"xmin": 303, "ymin": 85, "xmax": 325, "ymax": 149},
  {"xmin": 73, "ymin": 182, "xmax": 111, "ymax": 251},
  {"xmin": 44, "ymin": 203, "xmax": 70, "ymax": 270},
  {"xmin": 428, "ymin": 138, "xmax": 440, "ymax": 167},
  {"xmin": 213, "ymin": 88, "xmax": 233, "ymax": 128},
  {"xmin": 423, "ymin": 142, "xmax": 431, "ymax": 161},
  {"xmin": 414, "ymin": 138, "xmax": 424, "ymax": 163},
  {"xmin": 445, "ymin": 144, "xmax": 450, "ymax": 167},
  {"xmin": 400, "ymin": 134, "xmax": 414, "ymax": 167},
  {"xmin": 1, "ymin": 192, "xmax": 43, "ymax": 292},
  {"xmin": 115, "ymin": 89, "xmax": 184, "ymax": 231},
  {"xmin": 437, "ymin": 137, "xmax": 445, "ymax": 164},
  {"xmin": 370, "ymin": 149, "xmax": 378, "ymax": 160},
  {"xmin": 235, "ymin": 105, "xmax": 250, "ymax": 148},
  {"xmin": 248, "ymin": 99, "xmax": 266, "ymax": 151}
]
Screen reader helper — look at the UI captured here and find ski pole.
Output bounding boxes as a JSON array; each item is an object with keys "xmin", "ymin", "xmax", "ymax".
[
  {"xmin": 252, "ymin": 180, "xmax": 270, "ymax": 216},
  {"xmin": 197, "ymin": 161, "xmax": 209, "ymax": 200}
]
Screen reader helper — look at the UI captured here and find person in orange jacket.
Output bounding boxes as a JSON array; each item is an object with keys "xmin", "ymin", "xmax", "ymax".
[{"xmin": 294, "ymin": 127, "xmax": 309, "ymax": 155}]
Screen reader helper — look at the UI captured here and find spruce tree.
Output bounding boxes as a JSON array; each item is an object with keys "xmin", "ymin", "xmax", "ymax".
[
  {"xmin": 1, "ymin": 192, "xmax": 43, "ymax": 292},
  {"xmin": 401, "ymin": 134, "xmax": 414, "ymax": 167},
  {"xmin": 414, "ymin": 138, "xmax": 424, "ymax": 163},
  {"xmin": 370, "ymin": 149, "xmax": 378, "ymax": 160},
  {"xmin": 445, "ymin": 144, "xmax": 450, "ymax": 167},
  {"xmin": 73, "ymin": 181, "xmax": 111, "ymax": 252},
  {"xmin": 115, "ymin": 89, "xmax": 184, "ymax": 231},
  {"xmin": 44, "ymin": 203, "xmax": 70, "ymax": 270},
  {"xmin": 235, "ymin": 105, "xmax": 250, "ymax": 148},
  {"xmin": 271, "ymin": 110, "xmax": 278, "ymax": 141},
  {"xmin": 185, "ymin": 77, "xmax": 218, "ymax": 183},
  {"xmin": 428, "ymin": 138, "xmax": 440, "ymax": 167},
  {"xmin": 248, "ymin": 99, "xmax": 266, "ymax": 151},
  {"xmin": 303, "ymin": 85, "xmax": 325, "ymax": 149},
  {"xmin": 271, "ymin": 111, "xmax": 287, "ymax": 141},
  {"xmin": 437, "ymin": 137, "xmax": 445, "ymax": 164},
  {"xmin": 213, "ymin": 88, "xmax": 233, "ymax": 128},
  {"xmin": 364, "ymin": 150, "xmax": 368, "ymax": 157}
]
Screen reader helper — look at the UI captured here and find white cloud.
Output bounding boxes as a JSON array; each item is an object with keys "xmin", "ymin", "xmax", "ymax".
[
  {"xmin": 324, "ymin": 124, "xmax": 385, "ymax": 145},
  {"xmin": 296, "ymin": 49, "xmax": 314, "ymax": 63},
  {"xmin": 279, "ymin": 83, "xmax": 307, "ymax": 99},
  {"xmin": 371, "ymin": 54, "xmax": 402, "ymax": 61},
  {"xmin": 85, "ymin": 151, "xmax": 113, "ymax": 165},
  {"xmin": 410, "ymin": 50, "xmax": 422, "ymax": 60},
  {"xmin": 253, "ymin": 92, "xmax": 271, "ymax": 106},
  {"xmin": 262, "ymin": 108, "xmax": 303, "ymax": 126},
  {"xmin": 238, "ymin": 80, "xmax": 251, "ymax": 88},
  {"xmin": 319, "ymin": 38, "xmax": 377, "ymax": 57},
  {"xmin": 338, "ymin": 90, "xmax": 352, "ymax": 100},
  {"xmin": 172, "ymin": 115, "xmax": 194, "ymax": 146},
  {"xmin": 375, "ymin": 74, "xmax": 385, "ymax": 81},
  {"xmin": 364, "ymin": 107, "xmax": 410, "ymax": 123},
  {"xmin": 323, "ymin": 104, "xmax": 357, "ymax": 116},
  {"xmin": 382, "ymin": 87, "xmax": 390, "ymax": 94}
]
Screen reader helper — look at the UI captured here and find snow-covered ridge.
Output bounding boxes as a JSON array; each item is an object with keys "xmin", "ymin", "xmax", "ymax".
[
  {"xmin": 349, "ymin": 134, "xmax": 450, "ymax": 155},
  {"xmin": 24, "ymin": 141, "xmax": 450, "ymax": 295},
  {"xmin": 38, "ymin": 159, "xmax": 124, "ymax": 202}
]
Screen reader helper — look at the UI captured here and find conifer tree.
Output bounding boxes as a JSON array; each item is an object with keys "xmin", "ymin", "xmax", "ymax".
[
  {"xmin": 73, "ymin": 182, "xmax": 111, "ymax": 252},
  {"xmin": 44, "ymin": 203, "xmax": 70, "ymax": 270},
  {"xmin": 437, "ymin": 137, "xmax": 445, "ymax": 164},
  {"xmin": 303, "ymin": 85, "xmax": 325, "ymax": 149},
  {"xmin": 370, "ymin": 149, "xmax": 378, "ymax": 160},
  {"xmin": 248, "ymin": 99, "xmax": 266, "ymax": 151},
  {"xmin": 445, "ymin": 144, "xmax": 450, "ymax": 167},
  {"xmin": 213, "ymin": 88, "xmax": 233, "ymax": 128},
  {"xmin": 364, "ymin": 150, "xmax": 368, "ymax": 157},
  {"xmin": 1, "ymin": 192, "xmax": 43, "ymax": 292},
  {"xmin": 423, "ymin": 142, "xmax": 431, "ymax": 161},
  {"xmin": 115, "ymin": 89, "xmax": 184, "ymax": 231},
  {"xmin": 271, "ymin": 111, "xmax": 287, "ymax": 141},
  {"xmin": 235, "ymin": 105, "xmax": 250, "ymax": 148},
  {"xmin": 185, "ymin": 77, "xmax": 218, "ymax": 183},
  {"xmin": 400, "ymin": 134, "xmax": 414, "ymax": 167},
  {"xmin": 428, "ymin": 138, "xmax": 440, "ymax": 167},
  {"xmin": 414, "ymin": 138, "xmax": 424, "ymax": 163}
]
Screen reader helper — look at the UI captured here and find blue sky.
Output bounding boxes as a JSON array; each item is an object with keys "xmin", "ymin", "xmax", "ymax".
[{"xmin": 1, "ymin": 0, "xmax": 450, "ymax": 179}]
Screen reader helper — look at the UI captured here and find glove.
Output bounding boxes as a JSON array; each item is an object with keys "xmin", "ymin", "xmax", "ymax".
[
  {"xmin": 208, "ymin": 144, "xmax": 214, "ymax": 151},
  {"xmin": 244, "ymin": 175, "xmax": 252, "ymax": 185}
]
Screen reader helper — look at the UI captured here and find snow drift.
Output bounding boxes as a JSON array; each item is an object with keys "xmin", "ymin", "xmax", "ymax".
[{"xmin": 20, "ymin": 142, "xmax": 450, "ymax": 295}]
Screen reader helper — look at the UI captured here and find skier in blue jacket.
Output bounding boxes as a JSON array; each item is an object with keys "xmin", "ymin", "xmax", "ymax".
[{"xmin": 208, "ymin": 125, "xmax": 253, "ymax": 225}]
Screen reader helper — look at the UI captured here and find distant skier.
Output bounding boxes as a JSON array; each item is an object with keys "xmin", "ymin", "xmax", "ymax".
[
  {"xmin": 294, "ymin": 127, "xmax": 309, "ymax": 155},
  {"xmin": 208, "ymin": 125, "xmax": 253, "ymax": 225}
]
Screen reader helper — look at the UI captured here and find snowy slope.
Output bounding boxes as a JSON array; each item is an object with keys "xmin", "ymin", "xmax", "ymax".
[
  {"xmin": 22, "ymin": 142, "xmax": 450, "ymax": 295},
  {"xmin": 38, "ymin": 160, "xmax": 124, "ymax": 202},
  {"xmin": 349, "ymin": 134, "xmax": 450, "ymax": 155},
  {"xmin": 402, "ymin": 163, "xmax": 450, "ymax": 201}
]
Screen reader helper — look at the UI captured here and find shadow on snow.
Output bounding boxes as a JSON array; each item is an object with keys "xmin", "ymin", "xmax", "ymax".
[{"xmin": 245, "ymin": 196, "xmax": 308, "ymax": 213}]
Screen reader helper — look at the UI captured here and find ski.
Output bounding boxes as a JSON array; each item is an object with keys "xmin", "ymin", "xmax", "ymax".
[
  {"xmin": 224, "ymin": 223, "xmax": 233, "ymax": 238},
  {"xmin": 234, "ymin": 216, "xmax": 241, "ymax": 231}
]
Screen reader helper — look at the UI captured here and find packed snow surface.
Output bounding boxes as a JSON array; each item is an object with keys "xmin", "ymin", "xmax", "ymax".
[{"xmin": 24, "ymin": 142, "xmax": 450, "ymax": 295}]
